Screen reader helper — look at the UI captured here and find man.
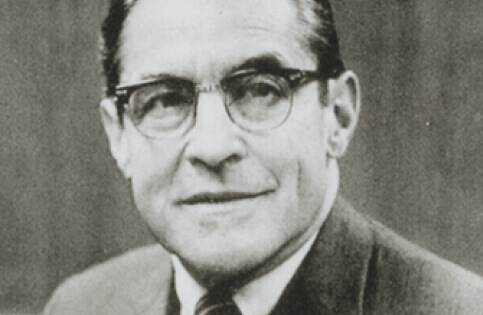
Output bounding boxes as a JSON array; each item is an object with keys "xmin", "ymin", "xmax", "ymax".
[{"xmin": 44, "ymin": 0, "xmax": 483, "ymax": 314}]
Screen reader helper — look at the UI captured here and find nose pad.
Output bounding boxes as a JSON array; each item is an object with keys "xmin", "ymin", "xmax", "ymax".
[
  {"xmin": 184, "ymin": 91, "xmax": 246, "ymax": 169},
  {"xmin": 196, "ymin": 83, "xmax": 219, "ymax": 93}
]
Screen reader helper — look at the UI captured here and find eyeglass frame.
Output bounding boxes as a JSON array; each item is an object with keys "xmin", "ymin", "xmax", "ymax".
[{"xmin": 114, "ymin": 67, "xmax": 322, "ymax": 138}]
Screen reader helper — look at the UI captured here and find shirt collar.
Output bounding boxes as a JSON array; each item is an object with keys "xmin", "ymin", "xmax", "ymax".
[{"xmin": 172, "ymin": 255, "xmax": 205, "ymax": 315}]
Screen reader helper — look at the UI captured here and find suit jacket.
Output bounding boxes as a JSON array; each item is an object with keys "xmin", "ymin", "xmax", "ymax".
[{"xmin": 44, "ymin": 197, "xmax": 483, "ymax": 314}]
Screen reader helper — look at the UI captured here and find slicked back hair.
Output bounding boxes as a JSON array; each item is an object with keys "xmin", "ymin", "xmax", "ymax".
[{"xmin": 100, "ymin": 0, "xmax": 345, "ymax": 115}]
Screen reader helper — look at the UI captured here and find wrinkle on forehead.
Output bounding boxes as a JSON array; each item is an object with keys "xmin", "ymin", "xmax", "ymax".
[
  {"xmin": 118, "ymin": 0, "xmax": 314, "ymax": 82},
  {"xmin": 122, "ymin": 0, "xmax": 306, "ymax": 40},
  {"xmin": 122, "ymin": 0, "xmax": 317, "ymax": 39}
]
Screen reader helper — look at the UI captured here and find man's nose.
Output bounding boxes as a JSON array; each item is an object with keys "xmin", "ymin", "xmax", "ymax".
[{"xmin": 184, "ymin": 92, "xmax": 246, "ymax": 169}]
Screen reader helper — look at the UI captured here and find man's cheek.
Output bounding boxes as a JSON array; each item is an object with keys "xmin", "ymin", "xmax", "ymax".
[
  {"xmin": 132, "ymin": 176, "xmax": 174, "ymax": 242},
  {"xmin": 131, "ymin": 165, "xmax": 173, "ymax": 218},
  {"xmin": 129, "ymin": 143, "xmax": 181, "ymax": 192},
  {"xmin": 254, "ymin": 132, "xmax": 297, "ymax": 171}
]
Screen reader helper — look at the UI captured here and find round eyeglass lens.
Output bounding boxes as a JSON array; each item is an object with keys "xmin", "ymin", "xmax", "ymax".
[{"xmin": 129, "ymin": 80, "xmax": 196, "ymax": 138}]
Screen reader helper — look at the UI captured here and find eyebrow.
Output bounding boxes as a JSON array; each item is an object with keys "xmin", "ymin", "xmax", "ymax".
[
  {"xmin": 116, "ymin": 74, "xmax": 189, "ymax": 91},
  {"xmin": 119, "ymin": 53, "xmax": 286, "ymax": 89},
  {"xmin": 227, "ymin": 54, "xmax": 285, "ymax": 75}
]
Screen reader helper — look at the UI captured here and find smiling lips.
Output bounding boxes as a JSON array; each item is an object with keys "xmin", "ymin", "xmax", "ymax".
[{"xmin": 177, "ymin": 190, "xmax": 272, "ymax": 205}]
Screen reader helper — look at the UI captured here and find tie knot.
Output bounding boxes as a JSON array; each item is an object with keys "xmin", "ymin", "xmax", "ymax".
[{"xmin": 194, "ymin": 289, "xmax": 241, "ymax": 315}]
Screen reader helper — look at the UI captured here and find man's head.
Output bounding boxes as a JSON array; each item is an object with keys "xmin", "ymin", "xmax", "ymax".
[{"xmin": 100, "ymin": 0, "xmax": 360, "ymax": 286}]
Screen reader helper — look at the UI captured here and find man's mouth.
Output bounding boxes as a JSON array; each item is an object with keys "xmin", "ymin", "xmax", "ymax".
[{"xmin": 176, "ymin": 190, "xmax": 272, "ymax": 205}]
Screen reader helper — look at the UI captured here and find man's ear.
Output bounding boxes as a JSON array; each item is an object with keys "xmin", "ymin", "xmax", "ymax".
[
  {"xmin": 326, "ymin": 70, "xmax": 361, "ymax": 158},
  {"xmin": 99, "ymin": 98, "xmax": 131, "ymax": 178}
]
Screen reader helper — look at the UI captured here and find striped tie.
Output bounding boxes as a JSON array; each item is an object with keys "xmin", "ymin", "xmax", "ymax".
[{"xmin": 194, "ymin": 289, "xmax": 242, "ymax": 315}]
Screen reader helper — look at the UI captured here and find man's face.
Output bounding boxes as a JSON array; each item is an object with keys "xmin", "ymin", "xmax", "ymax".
[{"xmin": 113, "ymin": 0, "xmax": 338, "ymax": 279}]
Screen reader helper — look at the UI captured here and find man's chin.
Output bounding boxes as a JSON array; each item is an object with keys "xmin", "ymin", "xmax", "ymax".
[
  {"xmin": 179, "ymin": 253, "xmax": 266, "ymax": 287},
  {"xmin": 170, "ymin": 237, "xmax": 281, "ymax": 287}
]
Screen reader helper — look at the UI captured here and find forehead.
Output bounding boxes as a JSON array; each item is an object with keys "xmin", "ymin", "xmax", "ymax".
[{"xmin": 118, "ymin": 0, "xmax": 315, "ymax": 84}]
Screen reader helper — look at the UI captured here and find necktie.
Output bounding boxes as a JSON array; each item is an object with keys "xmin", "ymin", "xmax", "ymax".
[{"xmin": 194, "ymin": 289, "xmax": 242, "ymax": 315}]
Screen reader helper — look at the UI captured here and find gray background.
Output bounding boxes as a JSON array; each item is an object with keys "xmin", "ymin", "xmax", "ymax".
[{"xmin": 1, "ymin": 0, "xmax": 482, "ymax": 313}]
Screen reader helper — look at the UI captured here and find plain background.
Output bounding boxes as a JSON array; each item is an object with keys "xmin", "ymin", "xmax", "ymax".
[{"xmin": 1, "ymin": 0, "xmax": 482, "ymax": 313}]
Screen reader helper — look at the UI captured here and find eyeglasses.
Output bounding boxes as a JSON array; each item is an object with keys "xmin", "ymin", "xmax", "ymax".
[{"xmin": 115, "ymin": 68, "xmax": 320, "ymax": 139}]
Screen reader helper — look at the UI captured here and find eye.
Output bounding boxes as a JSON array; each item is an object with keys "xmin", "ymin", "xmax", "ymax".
[
  {"xmin": 130, "ymin": 82, "xmax": 195, "ymax": 121},
  {"xmin": 247, "ymin": 82, "xmax": 281, "ymax": 98},
  {"xmin": 147, "ymin": 91, "xmax": 192, "ymax": 108},
  {"xmin": 226, "ymin": 73, "xmax": 288, "ymax": 105}
]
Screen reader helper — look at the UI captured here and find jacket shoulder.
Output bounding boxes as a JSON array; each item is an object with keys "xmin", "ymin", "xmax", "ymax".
[
  {"xmin": 43, "ymin": 244, "xmax": 172, "ymax": 315},
  {"xmin": 365, "ymin": 218, "xmax": 483, "ymax": 314}
]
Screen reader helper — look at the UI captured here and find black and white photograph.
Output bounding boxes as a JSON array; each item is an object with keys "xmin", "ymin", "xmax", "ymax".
[{"xmin": 1, "ymin": 0, "xmax": 482, "ymax": 314}]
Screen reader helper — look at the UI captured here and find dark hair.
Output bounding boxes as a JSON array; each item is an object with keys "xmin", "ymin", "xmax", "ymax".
[
  {"xmin": 299, "ymin": 0, "xmax": 345, "ymax": 78},
  {"xmin": 100, "ymin": 0, "xmax": 345, "ymax": 114},
  {"xmin": 100, "ymin": 0, "xmax": 129, "ymax": 98}
]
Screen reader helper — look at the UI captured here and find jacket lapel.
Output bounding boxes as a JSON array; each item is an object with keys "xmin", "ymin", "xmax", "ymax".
[{"xmin": 270, "ymin": 196, "xmax": 374, "ymax": 315}]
